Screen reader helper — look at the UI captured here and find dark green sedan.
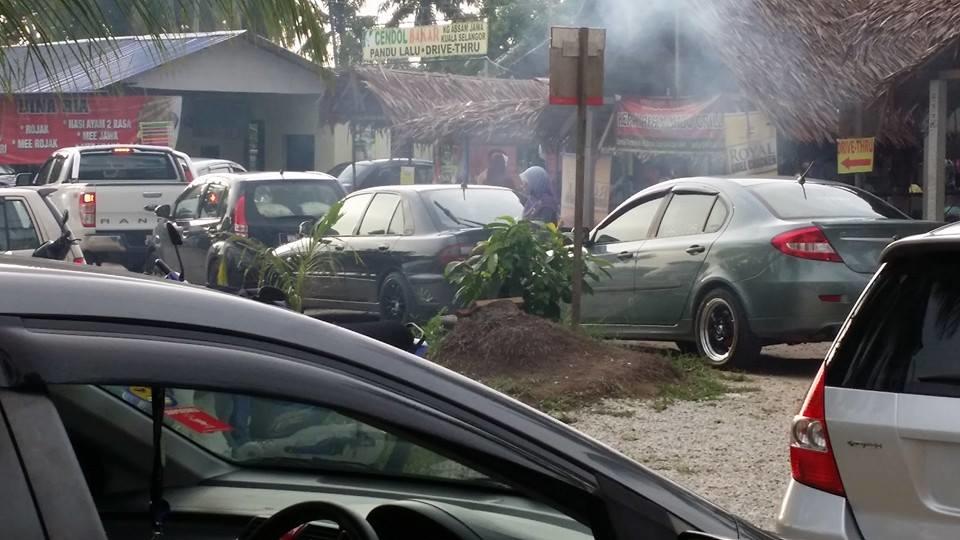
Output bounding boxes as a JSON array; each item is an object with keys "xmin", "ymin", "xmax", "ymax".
[{"xmin": 582, "ymin": 176, "xmax": 941, "ymax": 367}]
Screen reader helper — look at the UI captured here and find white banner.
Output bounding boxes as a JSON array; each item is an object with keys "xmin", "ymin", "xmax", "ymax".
[{"xmin": 363, "ymin": 21, "xmax": 488, "ymax": 62}]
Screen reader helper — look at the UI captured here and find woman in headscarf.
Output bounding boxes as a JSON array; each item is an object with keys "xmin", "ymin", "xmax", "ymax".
[{"xmin": 520, "ymin": 166, "xmax": 558, "ymax": 224}]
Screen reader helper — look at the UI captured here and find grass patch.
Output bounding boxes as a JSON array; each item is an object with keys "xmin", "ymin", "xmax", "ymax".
[{"xmin": 651, "ymin": 356, "xmax": 744, "ymax": 411}]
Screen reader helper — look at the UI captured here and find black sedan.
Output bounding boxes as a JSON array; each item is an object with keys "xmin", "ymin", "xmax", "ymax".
[
  {"xmin": 333, "ymin": 158, "xmax": 435, "ymax": 192},
  {"xmin": 0, "ymin": 256, "xmax": 774, "ymax": 540},
  {"xmin": 275, "ymin": 184, "xmax": 523, "ymax": 322},
  {"xmin": 147, "ymin": 171, "xmax": 345, "ymax": 287}
]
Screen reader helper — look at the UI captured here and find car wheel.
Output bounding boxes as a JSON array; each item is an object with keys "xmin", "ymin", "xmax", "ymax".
[
  {"xmin": 694, "ymin": 288, "xmax": 760, "ymax": 368},
  {"xmin": 379, "ymin": 272, "xmax": 414, "ymax": 323},
  {"xmin": 675, "ymin": 341, "xmax": 699, "ymax": 356}
]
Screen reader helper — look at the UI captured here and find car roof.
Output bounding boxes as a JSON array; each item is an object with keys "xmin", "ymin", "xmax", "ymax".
[
  {"xmin": 881, "ymin": 221, "xmax": 960, "ymax": 262},
  {"xmin": 350, "ymin": 159, "xmax": 433, "ymax": 167},
  {"xmin": 194, "ymin": 171, "xmax": 339, "ymax": 185},
  {"xmin": 192, "ymin": 158, "xmax": 239, "ymax": 166},
  {"xmin": 350, "ymin": 184, "xmax": 512, "ymax": 196}
]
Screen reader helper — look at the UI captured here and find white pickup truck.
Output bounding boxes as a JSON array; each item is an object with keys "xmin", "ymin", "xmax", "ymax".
[{"xmin": 20, "ymin": 145, "xmax": 193, "ymax": 271}]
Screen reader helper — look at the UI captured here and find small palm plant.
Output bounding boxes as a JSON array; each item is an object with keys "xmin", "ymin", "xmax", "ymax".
[{"xmin": 231, "ymin": 200, "xmax": 344, "ymax": 314}]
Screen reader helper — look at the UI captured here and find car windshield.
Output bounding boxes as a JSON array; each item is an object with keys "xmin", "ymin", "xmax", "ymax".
[
  {"xmin": 78, "ymin": 151, "xmax": 179, "ymax": 181},
  {"xmin": 747, "ymin": 182, "xmax": 907, "ymax": 220},
  {"xmin": 101, "ymin": 385, "xmax": 498, "ymax": 486},
  {"xmin": 249, "ymin": 181, "xmax": 343, "ymax": 220},
  {"xmin": 337, "ymin": 163, "xmax": 372, "ymax": 185},
  {"xmin": 424, "ymin": 188, "xmax": 523, "ymax": 230}
]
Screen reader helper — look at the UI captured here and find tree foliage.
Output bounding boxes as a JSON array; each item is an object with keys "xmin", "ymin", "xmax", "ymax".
[
  {"xmin": 379, "ymin": 0, "xmax": 477, "ymax": 27},
  {"xmin": 445, "ymin": 217, "xmax": 609, "ymax": 321}
]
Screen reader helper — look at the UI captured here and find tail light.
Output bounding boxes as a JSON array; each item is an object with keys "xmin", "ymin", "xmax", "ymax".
[
  {"xmin": 438, "ymin": 243, "xmax": 473, "ymax": 267},
  {"xmin": 73, "ymin": 257, "xmax": 86, "ymax": 264},
  {"xmin": 79, "ymin": 191, "xmax": 96, "ymax": 228},
  {"xmin": 233, "ymin": 194, "xmax": 249, "ymax": 237},
  {"xmin": 772, "ymin": 226, "xmax": 842, "ymax": 263},
  {"xmin": 789, "ymin": 364, "xmax": 845, "ymax": 496}
]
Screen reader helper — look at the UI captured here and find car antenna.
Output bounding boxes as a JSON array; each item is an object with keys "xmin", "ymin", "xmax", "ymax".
[{"xmin": 796, "ymin": 161, "xmax": 814, "ymax": 199}]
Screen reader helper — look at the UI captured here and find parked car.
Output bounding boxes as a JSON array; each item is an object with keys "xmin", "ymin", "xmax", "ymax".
[
  {"xmin": 776, "ymin": 222, "xmax": 960, "ymax": 540},
  {"xmin": 335, "ymin": 158, "xmax": 434, "ymax": 192},
  {"xmin": 582, "ymin": 176, "xmax": 941, "ymax": 367},
  {"xmin": 0, "ymin": 256, "xmax": 773, "ymax": 540},
  {"xmin": 147, "ymin": 171, "xmax": 345, "ymax": 288},
  {"xmin": 275, "ymin": 184, "xmax": 523, "ymax": 322},
  {"xmin": 191, "ymin": 157, "xmax": 247, "ymax": 177},
  {"xmin": 0, "ymin": 186, "xmax": 85, "ymax": 263},
  {"xmin": 19, "ymin": 145, "xmax": 194, "ymax": 271},
  {"xmin": 0, "ymin": 164, "xmax": 16, "ymax": 187}
]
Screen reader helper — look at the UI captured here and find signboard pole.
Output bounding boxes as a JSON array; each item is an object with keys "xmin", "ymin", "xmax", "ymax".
[{"xmin": 571, "ymin": 27, "xmax": 589, "ymax": 328}]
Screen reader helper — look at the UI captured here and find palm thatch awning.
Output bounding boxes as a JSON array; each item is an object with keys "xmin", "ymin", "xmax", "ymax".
[
  {"xmin": 686, "ymin": 0, "xmax": 960, "ymax": 145},
  {"xmin": 392, "ymin": 98, "xmax": 547, "ymax": 144},
  {"xmin": 325, "ymin": 67, "xmax": 547, "ymax": 133}
]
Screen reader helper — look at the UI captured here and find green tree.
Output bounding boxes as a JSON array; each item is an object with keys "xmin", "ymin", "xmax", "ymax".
[
  {"xmin": 2, "ymin": 0, "xmax": 330, "ymax": 87},
  {"xmin": 379, "ymin": 0, "xmax": 474, "ymax": 27},
  {"xmin": 328, "ymin": 0, "xmax": 376, "ymax": 67}
]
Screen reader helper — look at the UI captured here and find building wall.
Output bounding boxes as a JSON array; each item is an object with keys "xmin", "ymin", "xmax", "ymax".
[{"xmin": 315, "ymin": 123, "xmax": 393, "ymax": 172}]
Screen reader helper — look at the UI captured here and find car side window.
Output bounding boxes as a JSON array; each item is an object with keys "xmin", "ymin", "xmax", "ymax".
[
  {"xmin": 656, "ymin": 193, "xmax": 718, "ymax": 238},
  {"xmin": 332, "ymin": 194, "xmax": 373, "ymax": 236},
  {"xmin": 415, "ymin": 166, "xmax": 434, "ymax": 184},
  {"xmin": 359, "ymin": 193, "xmax": 401, "ymax": 236},
  {"xmin": 594, "ymin": 195, "xmax": 664, "ymax": 244},
  {"xmin": 0, "ymin": 199, "xmax": 41, "ymax": 251},
  {"xmin": 174, "ymin": 185, "xmax": 203, "ymax": 220},
  {"xmin": 35, "ymin": 156, "xmax": 64, "ymax": 185},
  {"xmin": 199, "ymin": 184, "xmax": 227, "ymax": 219},
  {"xmin": 704, "ymin": 199, "xmax": 729, "ymax": 234},
  {"xmin": 387, "ymin": 202, "xmax": 407, "ymax": 235}
]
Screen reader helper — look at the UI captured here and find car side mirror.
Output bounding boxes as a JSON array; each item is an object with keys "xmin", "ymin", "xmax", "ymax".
[
  {"xmin": 298, "ymin": 219, "xmax": 315, "ymax": 238},
  {"xmin": 154, "ymin": 204, "xmax": 172, "ymax": 219},
  {"xmin": 165, "ymin": 221, "xmax": 184, "ymax": 246},
  {"xmin": 15, "ymin": 172, "xmax": 33, "ymax": 186}
]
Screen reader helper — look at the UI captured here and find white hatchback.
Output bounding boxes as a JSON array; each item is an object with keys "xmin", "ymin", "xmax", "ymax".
[
  {"xmin": 777, "ymin": 222, "xmax": 960, "ymax": 539},
  {"xmin": 0, "ymin": 187, "xmax": 85, "ymax": 263}
]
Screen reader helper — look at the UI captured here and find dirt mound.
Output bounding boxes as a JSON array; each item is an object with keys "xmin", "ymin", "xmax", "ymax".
[{"xmin": 433, "ymin": 301, "xmax": 679, "ymax": 410}]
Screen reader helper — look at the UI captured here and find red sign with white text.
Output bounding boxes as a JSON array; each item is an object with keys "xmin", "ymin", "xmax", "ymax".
[
  {"xmin": 165, "ymin": 407, "xmax": 233, "ymax": 434},
  {"xmin": 0, "ymin": 95, "xmax": 182, "ymax": 165},
  {"xmin": 615, "ymin": 96, "xmax": 725, "ymax": 153}
]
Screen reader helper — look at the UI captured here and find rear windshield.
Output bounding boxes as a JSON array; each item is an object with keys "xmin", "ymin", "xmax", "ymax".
[
  {"xmin": 828, "ymin": 256, "xmax": 960, "ymax": 398},
  {"xmin": 248, "ymin": 181, "xmax": 343, "ymax": 220},
  {"xmin": 747, "ymin": 182, "xmax": 905, "ymax": 220},
  {"xmin": 78, "ymin": 152, "xmax": 179, "ymax": 181},
  {"xmin": 337, "ymin": 163, "xmax": 371, "ymax": 185},
  {"xmin": 423, "ymin": 188, "xmax": 522, "ymax": 230}
]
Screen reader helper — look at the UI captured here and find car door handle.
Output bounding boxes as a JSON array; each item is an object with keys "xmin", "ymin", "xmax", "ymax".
[
  {"xmin": 377, "ymin": 245, "xmax": 390, "ymax": 252},
  {"xmin": 142, "ymin": 192, "xmax": 163, "ymax": 199},
  {"xmin": 617, "ymin": 251, "xmax": 634, "ymax": 261},
  {"xmin": 334, "ymin": 245, "xmax": 345, "ymax": 251},
  {"xmin": 685, "ymin": 245, "xmax": 706, "ymax": 255}
]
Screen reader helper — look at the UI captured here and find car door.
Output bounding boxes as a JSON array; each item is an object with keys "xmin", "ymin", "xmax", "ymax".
[
  {"xmin": 302, "ymin": 192, "xmax": 373, "ymax": 310},
  {"xmin": 161, "ymin": 183, "xmax": 205, "ymax": 274},
  {"xmin": 0, "ymin": 196, "xmax": 45, "ymax": 256},
  {"xmin": 632, "ymin": 189, "xmax": 727, "ymax": 327},
  {"xmin": 348, "ymin": 192, "xmax": 404, "ymax": 303},
  {"xmin": 180, "ymin": 182, "xmax": 228, "ymax": 280},
  {"xmin": 582, "ymin": 193, "xmax": 667, "ymax": 325}
]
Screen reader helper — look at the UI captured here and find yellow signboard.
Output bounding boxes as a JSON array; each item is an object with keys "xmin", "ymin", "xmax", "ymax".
[
  {"xmin": 400, "ymin": 166, "xmax": 415, "ymax": 185},
  {"xmin": 837, "ymin": 137, "xmax": 875, "ymax": 174},
  {"xmin": 363, "ymin": 21, "xmax": 488, "ymax": 62}
]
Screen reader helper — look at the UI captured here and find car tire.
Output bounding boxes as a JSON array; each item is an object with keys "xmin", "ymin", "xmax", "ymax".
[
  {"xmin": 694, "ymin": 288, "xmax": 760, "ymax": 368},
  {"xmin": 675, "ymin": 341, "xmax": 699, "ymax": 356},
  {"xmin": 378, "ymin": 272, "xmax": 415, "ymax": 323}
]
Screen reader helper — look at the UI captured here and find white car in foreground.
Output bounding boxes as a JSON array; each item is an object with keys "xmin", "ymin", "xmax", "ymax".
[
  {"xmin": 0, "ymin": 187, "xmax": 85, "ymax": 263},
  {"xmin": 778, "ymin": 221, "xmax": 960, "ymax": 539}
]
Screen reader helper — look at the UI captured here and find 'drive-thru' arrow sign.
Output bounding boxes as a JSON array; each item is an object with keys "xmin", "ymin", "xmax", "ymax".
[{"xmin": 837, "ymin": 137, "xmax": 875, "ymax": 174}]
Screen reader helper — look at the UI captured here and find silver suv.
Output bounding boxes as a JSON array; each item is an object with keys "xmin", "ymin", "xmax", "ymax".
[{"xmin": 777, "ymin": 223, "xmax": 960, "ymax": 539}]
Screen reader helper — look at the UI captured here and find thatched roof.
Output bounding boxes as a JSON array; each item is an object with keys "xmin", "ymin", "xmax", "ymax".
[
  {"xmin": 393, "ymin": 99, "xmax": 546, "ymax": 144},
  {"xmin": 686, "ymin": 0, "xmax": 960, "ymax": 145},
  {"xmin": 326, "ymin": 67, "xmax": 547, "ymax": 130}
]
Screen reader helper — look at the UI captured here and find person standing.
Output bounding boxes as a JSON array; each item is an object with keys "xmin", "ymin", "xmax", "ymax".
[
  {"xmin": 477, "ymin": 150, "xmax": 521, "ymax": 191},
  {"xmin": 520, "ymin": 166, "xmax": 559, "ymax": 224}
]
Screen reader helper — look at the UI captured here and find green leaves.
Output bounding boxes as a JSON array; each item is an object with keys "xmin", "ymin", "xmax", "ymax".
[{"xmin": 444, "ymin": 217, "xmax": 609, "ymax": 321}]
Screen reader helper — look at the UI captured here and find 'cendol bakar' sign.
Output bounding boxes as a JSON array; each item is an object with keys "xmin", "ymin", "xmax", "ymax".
[{"xmin": 363, "ymin": 21, "xmax": 488, "ymax": 62}]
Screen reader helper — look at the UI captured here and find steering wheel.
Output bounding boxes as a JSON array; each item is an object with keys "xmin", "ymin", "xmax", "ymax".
[{"xmin": 241, "ymin": 501, "xmax": 380, "ymax": 540}]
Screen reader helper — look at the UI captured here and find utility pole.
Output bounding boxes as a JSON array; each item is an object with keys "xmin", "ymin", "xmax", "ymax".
[{"xmin": 570, "ymin": 27, "xmax": 589, "ymax": 327}]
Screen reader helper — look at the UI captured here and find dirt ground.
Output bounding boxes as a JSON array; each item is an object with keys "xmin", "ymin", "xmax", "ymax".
[{"xmin": 572, "ymin": 342, "xmax": 828, "ymax": 531}]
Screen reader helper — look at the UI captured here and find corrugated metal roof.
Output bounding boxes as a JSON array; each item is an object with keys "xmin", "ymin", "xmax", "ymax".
[{"xmin": 3, "ymin": 31, "xmax": 245, "ymax": 93}]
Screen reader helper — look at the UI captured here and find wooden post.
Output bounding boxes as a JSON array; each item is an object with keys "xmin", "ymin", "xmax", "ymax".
[
  {"xmin": 571, "ymin": 27, "xmax": 589, "ymax": 328},
  {"xmin": 924, "ymin": 80, "xmax": 947, "ymax": 221}
]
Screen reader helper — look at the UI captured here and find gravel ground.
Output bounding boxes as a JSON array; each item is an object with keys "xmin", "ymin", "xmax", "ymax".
[{"xmin": 571, "ymin": 343, "xmax": 829, "ymax": 531}]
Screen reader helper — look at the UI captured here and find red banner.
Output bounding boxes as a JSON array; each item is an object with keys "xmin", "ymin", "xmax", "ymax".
[
  {"xmin": 614, "ymin": 96, "xmax": 725, "ymax": 153},
  {"xmin": 0, "ymin": 95, "xmax": 182, "ymax": 165}
]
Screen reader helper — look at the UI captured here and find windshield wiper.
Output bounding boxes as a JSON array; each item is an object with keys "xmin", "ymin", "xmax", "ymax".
[{"xmin": 433, "ymin": 201, "xmax": 485, "ymax": 227}]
